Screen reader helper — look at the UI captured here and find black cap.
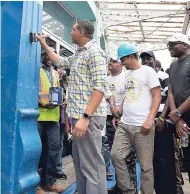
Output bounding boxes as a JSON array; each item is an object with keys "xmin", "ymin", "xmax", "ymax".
[{"xmin": 140, "ymin": 51, "xmax": 155, "ymax": 59}]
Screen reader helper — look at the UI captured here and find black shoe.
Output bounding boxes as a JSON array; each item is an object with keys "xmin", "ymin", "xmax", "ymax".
[{"xmin": 56, "ymin": 173, "xmax": 67, "ymax": 180}]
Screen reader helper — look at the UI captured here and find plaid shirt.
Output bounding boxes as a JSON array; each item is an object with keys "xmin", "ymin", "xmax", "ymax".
[{"xmin": 55, "ymin": 39, "xmax": 107, "ymax": 119}]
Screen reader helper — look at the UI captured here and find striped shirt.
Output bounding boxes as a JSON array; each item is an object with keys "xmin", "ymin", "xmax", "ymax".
[{"xmin": 55, "ymin": 39, "xmax": 107, "ymax": 119}]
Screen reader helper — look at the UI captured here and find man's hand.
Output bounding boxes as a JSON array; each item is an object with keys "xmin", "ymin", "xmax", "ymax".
[
  {"xmin": 155, "ymin": 118, "xmax": 165, "ymax": 132},
  {"xmin": 176, "ymin": 119, "xmax": 189, "ymax": 137},
  {"xmin": 35, "ymin": 33, "xmax": 47, "ymax": 46},
  {"xmin": 110, "ymin": 105, "xmax": 118, "ymax": 118},
  {"xmin": 73, "ymin": 117, "xmax": 90, "ymax": 137},
  {"xmin": 141, "ymin": 118, "xmax": 153, "ymax": 136},
  {"xmin": 169, "ymin": 110, "xmax": 180, "ymax": 123},
  {"xmin": 40, "ymin": 102, "xmax": 58, "ymax": 109},
  {"xmin": 112, "ymin": 118, "xmax": 119, "ymax": 129},
  {"xmin": 64, "ymin": 120, "xmax": 71, "ymax": 134}
]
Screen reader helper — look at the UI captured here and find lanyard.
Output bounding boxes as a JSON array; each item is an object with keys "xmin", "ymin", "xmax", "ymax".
[{"xmin": 43, "ymin": 67, "xmax": 54, "ymax": 86}]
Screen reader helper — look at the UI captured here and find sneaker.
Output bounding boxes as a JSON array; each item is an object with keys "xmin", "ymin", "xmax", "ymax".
[
  {"xmin": 43, "ymin": 184, "xmax": 66, "ymax": 192},
  {"xmin": 56, "ymin": 173, "xmax": 67, "ymax": 180}
]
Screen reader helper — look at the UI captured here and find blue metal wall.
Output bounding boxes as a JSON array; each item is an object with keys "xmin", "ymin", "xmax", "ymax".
[{"xmin": 1, "ymin": 1, "xmax": 42, "ymax": 193}]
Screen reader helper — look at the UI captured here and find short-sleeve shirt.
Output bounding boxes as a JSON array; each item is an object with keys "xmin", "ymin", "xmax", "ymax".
[
  {"xmin": 121, "ymin": 65, "xmax": 160, "ymax": 126},
  {"xmin": 106, "ymin": 71, "xmax": 126, "ymax": 115},
  {"xmin": 169, "ymin": 54, "xmax": 190, "ymax": 124}
]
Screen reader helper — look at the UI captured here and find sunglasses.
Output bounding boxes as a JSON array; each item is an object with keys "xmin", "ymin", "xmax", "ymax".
[{"xmin": 167, "ymin": 41, "xmax": 183, "ymax": 48}]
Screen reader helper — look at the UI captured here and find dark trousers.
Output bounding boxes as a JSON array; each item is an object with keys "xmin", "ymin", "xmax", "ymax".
[
  {"xmin": 106, "ymin": 115, "xmax": 116, "ymax": 149},
  {"xmin": 182, "ymin": 113, "xmax": 190, "ymax": 182},
  {"xmin": 56, "ymin": 123, "xmax": 65, "ymax": 175},
  {"xmin": 101, "ymin": 135, "xmax": 110, "ymax": 171},
  {"xmin": 153, "ymin": 123, "xmax": 176, "ymax": 194},
  {"xmin": 38, "ymin": 121, "xmax": 60, "ymax": 186},
  {"xmin": 101, "ymin": 115, "xmax": 116, "ymax": 172},
  {"xmin": 182, "ymin": 136, "xmax": 190, "ymax": 182}
]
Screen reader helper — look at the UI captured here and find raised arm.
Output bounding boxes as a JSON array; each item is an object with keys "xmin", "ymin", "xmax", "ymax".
[{"xmin": 36, "ymin": 33, "xmax": 71, "ymax": 69}]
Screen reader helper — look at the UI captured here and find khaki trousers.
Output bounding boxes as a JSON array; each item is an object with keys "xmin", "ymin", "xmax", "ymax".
[{"xmin": 111, "ymin": 121, "xmax": 155, "ymax": 194}]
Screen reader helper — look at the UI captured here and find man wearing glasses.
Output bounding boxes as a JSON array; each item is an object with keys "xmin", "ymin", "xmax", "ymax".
[{"xmin": 167, "ymin": 33, "xmax": 190, "ymax": 185}]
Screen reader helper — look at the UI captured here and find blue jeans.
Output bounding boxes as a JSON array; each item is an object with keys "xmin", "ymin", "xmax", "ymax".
[
  {"xmin": 38, "ymin": 121, "xmax": 60, "ymax": 186},
  {"xmin": 56, "ymin": 123, "xmax": 65, "ymax": 175}
]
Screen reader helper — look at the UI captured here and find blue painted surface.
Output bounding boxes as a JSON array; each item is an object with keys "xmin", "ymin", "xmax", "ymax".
[
  {"xmin": 1, "ymin": 1, "xmax": 42, "ymax": 193},
  {"xmin": 62, "ymin": 183, "xmax": 77, "ymax": 194}
]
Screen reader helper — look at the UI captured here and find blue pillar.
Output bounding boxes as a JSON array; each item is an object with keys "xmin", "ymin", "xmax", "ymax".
[{"xmin": 1, "ymin": 1, "xmax": 42, "ymax": 193}]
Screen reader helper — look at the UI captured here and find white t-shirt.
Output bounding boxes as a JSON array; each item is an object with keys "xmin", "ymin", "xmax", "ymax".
[
  {"xmin": 121, "ymin": 65, "xmax": 160, "ymax": 126},
  {"xmin": 107, "ymin": 71, "xmax": 126, "ymax": 115}
]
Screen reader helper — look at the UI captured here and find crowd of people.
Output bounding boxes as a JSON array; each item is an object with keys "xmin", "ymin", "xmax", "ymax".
[{"xmin": 35, "ymin": 19, "xmax": 190, "ymax": 194}]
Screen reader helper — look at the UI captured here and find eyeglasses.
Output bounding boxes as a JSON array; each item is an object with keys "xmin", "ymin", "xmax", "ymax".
[{"xmin": 167, "ymin": 41, "xmax": 183, "ymax": 48}]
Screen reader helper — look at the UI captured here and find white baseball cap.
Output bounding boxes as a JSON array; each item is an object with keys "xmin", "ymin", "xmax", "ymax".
[
  {"xmin": 167, "ymin": 33, "xmax": 190, "ymax": 46},
  {"xmin": 111, "ymin": 56, "xmax": 118, "ymax": 61},
  {"xmin": 109, "ymin": 56, "xmax": 121, "ymax": 63}
]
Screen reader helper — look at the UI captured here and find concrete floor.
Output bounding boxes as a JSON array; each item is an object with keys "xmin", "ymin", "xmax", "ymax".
[
  {"xmin": 46, "ymin": 156, "xmax": 76, "ymax": 194},
  {"xmin": 43, "ymin": 156, "xmax": 190, "ymax": 194}
]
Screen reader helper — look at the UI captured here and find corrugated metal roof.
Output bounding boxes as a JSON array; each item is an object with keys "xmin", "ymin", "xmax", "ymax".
[{"xmin": 97, "ymin": 0, "xmax": 190, "ymax": 54}]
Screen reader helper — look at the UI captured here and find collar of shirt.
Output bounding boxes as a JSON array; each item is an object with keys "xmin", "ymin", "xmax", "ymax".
[
  {"xmin": 42, "ymin": 64, "xmax": 53, "ymax": 72},
  {"xmin": 77, "ymin": 39, "xmax": 96, "ymax": 51}
]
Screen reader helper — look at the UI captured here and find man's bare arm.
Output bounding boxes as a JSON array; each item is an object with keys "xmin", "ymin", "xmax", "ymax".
[
  {"xmin": 168, "ymin": 85, "xmax": 177, "ymax": 111},
  {"xmin": 160, "ymin": 97, "xmax": 169, "ymax": 118},
  {"xmin": 148, "ymin": 87, "xmax": 161, "ymax": 121},
  {"xmin": 178, "ymin": 96, "xmax": 190, "ymax": 114},
  {"xmin": 85, "ymin": 90, "xmax": 104, "ymax": 116}
]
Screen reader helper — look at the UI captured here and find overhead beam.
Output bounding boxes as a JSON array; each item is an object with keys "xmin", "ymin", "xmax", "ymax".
[
  {"xmin": 107, "ymin": 33, "xmax": 179, "ymax": 37},
  {"xmin": 107, "ymin": 36, "xmax": 167, "ymax": 39},
  {"xmin": 143, "ymin": 20, "xmax": 183, "ymax": 24},
  {"xmin": 111, "ymin": 24, "xmax": 182, "ymax": 27},
  {"xmin": 108, "ymin": 25, "xmax": 183, "ymax": 28},
  {"xmin": 133, "ymin": 1, "xmax": 145, "ymax": 40},
  {"xmin": 102, "ymin": 14, "xmax": 184, "ymax": 18},
  {"xmin": 100, "ymin": 1, "xmax": 186, "ymax": 5},
  {"xmin": 107, "ymin": 30, "xmax": 181, "ymax": 34},
  {"xmin": 100, "ymin": 8, "xmax": 186, "ymax": 13},
  {"xmin": 182, "ymin": 1, "xmax": 190, "ymax": 34},
  {"xmin": 107, "ymin": 38, "xmax": 167, "ymax": 43},
  {"xmin": 104, "ymin": 12, "xmax": 186, "ymax": 29},
  {"xmin": 102, "ymin": 19, "xmax": 184, "ymax": 24}
]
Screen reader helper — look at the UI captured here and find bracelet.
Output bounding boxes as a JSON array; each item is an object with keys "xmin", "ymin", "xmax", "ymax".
[{"xmin": 158, "ymin": 116, "xmax": 165, "ymax": 122}]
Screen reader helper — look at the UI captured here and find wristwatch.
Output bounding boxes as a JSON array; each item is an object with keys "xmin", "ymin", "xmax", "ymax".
[
  {"xmin": 175, "ymin": 109, "xmax": 182, "ymax": 117},
  {"xmin": 83, "ymin": 113, "xmax": 91, "ymax": 120}
]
